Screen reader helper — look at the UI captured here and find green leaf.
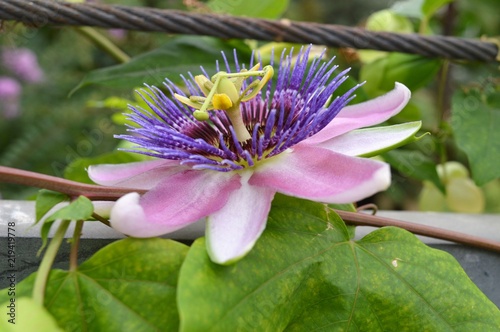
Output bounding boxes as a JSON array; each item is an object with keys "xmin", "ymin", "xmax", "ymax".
[
  {"xmin": 39, "ymin": 196, "xmax": 94, "ymax": 254},
  {"xmin": 422, "ymin": 0, "xmax": 454, "ymax": 18},
  {"xmin": 391, "ymin": 0, "xmax": 453, "ymax": 20},
  {"xmin": 0, "ymin": 238, "xmax": 188, "ymax": 332},
  {"xmin": 71, "ymin": 36, "xmax": 252, "ymax": 93},
  {"xmin": 178, "ymin": 195, "xmax": 500, "ymax": 330},
  {"xmin": 44, "ymin": 195, "xmax": 94, "ymax": 223},
  {"xmin": 64, "ymin": 151, "xmax": 147, "ymax": 184},
  {"xmin": 207, "ymin": 0, "xmax": 289, "ymax": 18},
  {"xmin": 0, "ymin": 297, "xmax": 64, "ymax": 331},
  {"xmin": 360, "ymin": 53, "xmax": 442, "ymax": 97},
  {"xmin": 451, "ymin": 87, "xmax": 500, "ymax": 185},
  {"xmin": 35, "ymin": 190, "xmax": 69, "ymax": 224},
  {"xmin": 384, "ymin": 149, "xmax": 445, "ymax": 192}
]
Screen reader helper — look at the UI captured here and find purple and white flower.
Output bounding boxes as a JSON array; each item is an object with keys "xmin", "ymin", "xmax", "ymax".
[{"xmin": 89, "ymin": 47, "xmax": 418, "ymax": 264}]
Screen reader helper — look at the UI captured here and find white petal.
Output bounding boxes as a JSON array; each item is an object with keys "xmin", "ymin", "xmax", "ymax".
[
  {"xmin": 206, "ymin": 173, "xmax": 275, "ymax": 265},
  {"xmin": 317, "ymin": 121, "xmax": 422, "ymax": 156}
]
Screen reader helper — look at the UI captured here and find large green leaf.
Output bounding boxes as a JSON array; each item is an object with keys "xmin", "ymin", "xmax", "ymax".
[
  {"xmin": 72, "ymin": 36, "xmax": 253, "ymax": 93},
  {"xmin": 360, "ymin": 53, "xmax": 442, "ymax": 97},
  {"xmin": 178, "ymin": 195, "xmax": 500, "ymax": 330},
  {"xmin": 451, "ymin": 87, "xmax": 500, "ymax": 185},
  {"xmin": 207, "ymin": 0, "xmax": 289, "ymax": 18},
  {"xmin": 0, "ymin": 238, "xmax": 188, "ymax": 332},
  {"xmin": 384, "ymin": 148, "xmax": 445, "ymax": 192}
]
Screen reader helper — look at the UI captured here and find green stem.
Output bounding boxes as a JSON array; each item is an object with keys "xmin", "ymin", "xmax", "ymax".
[
  {"xmin": 75, "ymin": 27, "xmax": 130, "ymax": 64},
  {"xmin": 437, "ymin": 60, "xmax": 450, "ymax": 122},
  {"xmin": 418, "ymin": 17, "xmax": 429, "ymax": 35},
  {"xmin": 33, "ymin": 220, "xmax": 71, "ymax": 306},
  {"xmin": 69, "ymin": 220, "xmax": 84, "ymax": 272}
]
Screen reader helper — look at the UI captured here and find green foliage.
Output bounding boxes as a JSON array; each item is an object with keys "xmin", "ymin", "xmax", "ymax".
[
  {"xmin": 35, "ymin": 190, "xmax": 69, "ymax": 224},
  {"xmin": 72, "ymin": 36, "xmax": 253, "ymax": 93},
  {"xmin": 178, "ymin": 195, "xmax": 500, "ymax": 330},
  {"xmin": 1, "ymin": 1, "xmax": 500, "ymax": 329},
  {"xmin": 421, "ymin": 0, "xmax": 454, "ymax": 18},
  {"xmin": 391, "ymin": 0, "xmax": 453, "ymax": 20},
  {"xmin": 0, "ymin": 238, "xmax": 188, "ymax": 332},
  {"xmin": 451, "ymin": 85, "xmax": 500, "ymax": 185},
  {"xmin": 207, "ymin": 0, "xmax": 289, "ymax": 18},
  {"xmin": 360, "ymin": 53, "xmax": 442, "ymax": 96}
]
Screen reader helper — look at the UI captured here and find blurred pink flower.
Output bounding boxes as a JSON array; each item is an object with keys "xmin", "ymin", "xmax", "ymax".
[
  {"xmin": 2, "ymin": 48, "xmax": 45, "ymax": 83},
  {"xmin": 108, "ymin": 29, "xmax": 127, "ymax": 41},
  {"xmin": 0, "ymin": 76, "xmax": 22, "ymax": 118}
]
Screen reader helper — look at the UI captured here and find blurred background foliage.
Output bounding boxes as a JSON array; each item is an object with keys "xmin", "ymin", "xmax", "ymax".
[{"xmin": 0, "ymin": 0, "xmax": 498, "ymax": 213}]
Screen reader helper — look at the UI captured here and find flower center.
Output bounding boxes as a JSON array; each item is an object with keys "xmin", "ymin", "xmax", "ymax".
[
  {"xmin": 119, "ymin": 49, "xmax": 356, "ymax": 172},
  {"xmin": 174, "ymin": 64, "xmax": 274, "ymax": 143}
]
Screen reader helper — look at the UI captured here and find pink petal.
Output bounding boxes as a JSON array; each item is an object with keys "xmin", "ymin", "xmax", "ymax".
[
  {"xmin": 206, "ymin": 173, "xmax": 275, "ymax": 264},
  {"xmin": 317, "ymin": 121, "xmax": 422, "ymax": 157},
  {"xmin": 88, "ymin": 159, "xmax": 184, "ymax": 189},
  {"xmin": 306, "ymin": 82, "xmax": 411, "ymax": 144},
  {"xmin": 249, "ymin": 145, "xmax": 390, "ymax": 203},
  {"xmin": 109, "ymin": 170, "xmax": 241, "ymax": 237}
]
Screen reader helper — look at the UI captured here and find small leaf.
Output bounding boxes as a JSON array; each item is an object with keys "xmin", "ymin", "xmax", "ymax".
[
  {"xmin": 35, "ymin": 190, "xmax": 69, "ymax": 224},
  {"xmin": 451, "ymin": 87, "xmax": 500, "ymax": 185},
  {"xmin": 71, "ymin": 36, "xmax": 252, "ymax": 93},
  {"xmin": 0, "ymin": 297, "xmax": 64, "ymax": 332},
  {"xmin": 0, "ymin": 238, "xmax": 189, "ymax": 332},
  {"xmin": 178, "ymin": 196, "xmax": 500, "ymax": 330},
  {"xmin": 384, "ymin": 149, "xmax": 445, "ymax": 192},
  {"xmin": 207, "ymin": 0, "xmax": 289, "ymax": 18},
  {"xmin": 39, "ymin": 196, "xmax": 94, "ymax": 254},
  {"xmin": 44, "ymin": 195, "xmax": 94, "ymax": 223}
]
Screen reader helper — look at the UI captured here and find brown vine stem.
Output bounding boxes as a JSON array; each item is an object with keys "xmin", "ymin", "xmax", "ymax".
[
  {"xmin": 335, "ymin": 210, "xmax": 500, "ymax": 253},
  {"xmin": 0, "ymin": 166, "xmax": 141, "ymax": 200},
  {"xmin": 2, "ymin": 165, "xmax": 500, "ymax": 253}
]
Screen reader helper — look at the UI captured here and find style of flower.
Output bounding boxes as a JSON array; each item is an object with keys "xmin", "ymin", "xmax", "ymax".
[{"xmin": 89, "ymin": 46, "xmax": 419, "ymax": 264}]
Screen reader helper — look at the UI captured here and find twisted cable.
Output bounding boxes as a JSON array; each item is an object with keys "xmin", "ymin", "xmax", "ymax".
[{"xmin": 0, "ymin": 0, "xmax": 498, "ymax": 62}]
